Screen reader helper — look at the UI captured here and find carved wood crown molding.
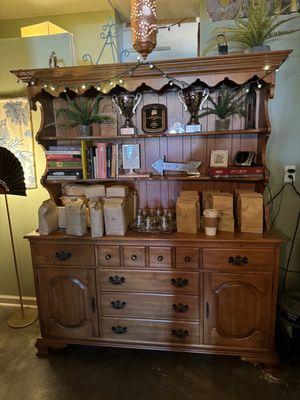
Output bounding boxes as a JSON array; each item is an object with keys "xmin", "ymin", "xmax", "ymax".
[{"xmin": 11, "ymin": 50, "xmax": 292, "ymax": 93}]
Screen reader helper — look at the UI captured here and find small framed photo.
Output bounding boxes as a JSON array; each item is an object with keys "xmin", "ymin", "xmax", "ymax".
[
  {"xmin": 210, "ymin": 150, "xmax": 229, "ymax": 167},
  {"xmin": 122, "ymin": 144, "xmax": 140, "ymax": 171}
]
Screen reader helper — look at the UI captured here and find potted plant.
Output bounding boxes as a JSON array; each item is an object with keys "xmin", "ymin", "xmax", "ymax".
[
  {"xmin": 204, "ymin": 0, "xmax": 300, "ymax": 54},
  {"xmin": 199, "ymin": 85, "xmax": 246, "ymax": 131},
  {"xmin": 56, "ymin": 94, "xmax": 113, "ymax": 136}
]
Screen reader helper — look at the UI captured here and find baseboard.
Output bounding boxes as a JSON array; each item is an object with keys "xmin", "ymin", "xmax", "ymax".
[{"xmin": 0, "ymin": 295, "xmax": 37, "ymax": 308}]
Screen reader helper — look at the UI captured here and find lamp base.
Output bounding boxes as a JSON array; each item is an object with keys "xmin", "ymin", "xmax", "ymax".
[{"xmin": 7, "ymin": 307, "xmax": 38, "ymax": 328}]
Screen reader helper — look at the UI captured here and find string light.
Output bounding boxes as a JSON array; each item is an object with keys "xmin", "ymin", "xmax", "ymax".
[
  {"xmin": 149, "ymin": 64, "xmax": 154, "ymax": 69},
  {"xmin": 109, "ymin": 81, "xmax": 114, "ymax": 86},
  {"xmin": 43, "ymin": 84, "xmax": 48, "ymax": 89},
  {"xmin": 96, "ymin": 86, "xmax": 101, "ymax": 91},
  {"xmin": 50, "ymin": 86, "xmax": 55, "ymax": 91},
  {"xmin": 257, "ymin": 83, "xmax": 262, "ymax": 89},
  {"xmin": 263, "ymin": 64, "xmax": 271, "ymax": 71},
  {"xmin": 119, "ymin": 79, "xmax": 124, "ymax": 84},
  {"xmin": 81, "ymin": 84, "xmax": 86, "ymax": 89}
]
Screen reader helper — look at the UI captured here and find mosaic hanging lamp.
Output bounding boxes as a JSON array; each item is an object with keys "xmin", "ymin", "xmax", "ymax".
[{"xmin": 131, "ymin": 0, "xmax": 157, "ymax": 60}]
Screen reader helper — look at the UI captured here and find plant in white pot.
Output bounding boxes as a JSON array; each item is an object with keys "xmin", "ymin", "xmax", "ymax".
[
  {"xmin": 199, "ymin": 85, "xmax": 246, "ymax": 131},
  {"xmin": 56, "ymin": 94, "xmax": 113, "ymax": 136},
  {"xmin": 204, "ymin": 0, "xmax": 300, "ymax": 54}
]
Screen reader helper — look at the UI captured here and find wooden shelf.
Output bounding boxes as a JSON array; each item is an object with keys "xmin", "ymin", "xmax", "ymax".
[
  {"xmin": 39, "ymin": 128, "xmax": 268, "ymax": 142},
  {"xmin": 45, "ymin": 174, "xmax": 265, "ymax": 184}
]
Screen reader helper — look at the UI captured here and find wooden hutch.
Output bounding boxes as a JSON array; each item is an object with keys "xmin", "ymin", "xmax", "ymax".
[{"xmin": 13, "ymin": 50, "xmax": 290, "ymax": 365}]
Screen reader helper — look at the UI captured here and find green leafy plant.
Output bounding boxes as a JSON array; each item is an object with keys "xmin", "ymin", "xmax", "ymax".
[
  {"xmin": 204, "ymin": 0, "xmax": 300, "ymax": 54},
  {"xmin": 199, "ymin": 85, "xmax": 246, "ymax": 120},
  {"xmin": 56, "ymin": 94, "xmax": 112, "ymax": 127}
]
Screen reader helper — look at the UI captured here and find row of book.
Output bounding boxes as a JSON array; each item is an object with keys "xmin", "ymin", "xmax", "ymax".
[
  {"xmin": 45, "ymin": 146, "xmax": 83, "ymax": 180},
  {"xmin": 81, "ymin": 142, "xmax": 122, "ymax": 179},
  {"xmin": 208, "ymin": 166, "xmax": 265, "ymax": 178}
]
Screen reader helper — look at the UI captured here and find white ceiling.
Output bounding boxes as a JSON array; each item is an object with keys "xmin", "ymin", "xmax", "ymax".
[{"xmin": 0, "ymin": 0, "xmax": 200, "ymax": 21}]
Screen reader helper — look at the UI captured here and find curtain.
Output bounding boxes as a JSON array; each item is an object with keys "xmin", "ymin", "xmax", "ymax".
[{"xmin": 0, "ymin": 97, "xmax": 36, "ymax": 188}]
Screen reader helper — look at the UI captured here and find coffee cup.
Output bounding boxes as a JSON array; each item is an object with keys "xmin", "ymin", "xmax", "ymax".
[{"xmin": 203, "ymin": 209, "xmax": 219, "ymax": 236}]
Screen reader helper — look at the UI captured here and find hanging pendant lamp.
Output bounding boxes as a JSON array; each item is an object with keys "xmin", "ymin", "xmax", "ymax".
[{"xmin": 131, "ymin": 0, "xmax": 157, "ymax": 60}]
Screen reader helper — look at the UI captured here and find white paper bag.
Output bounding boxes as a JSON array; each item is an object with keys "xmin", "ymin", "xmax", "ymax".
[{"xmin": 38, "ymin": 199, "xmax": 58, "ymax": 235}]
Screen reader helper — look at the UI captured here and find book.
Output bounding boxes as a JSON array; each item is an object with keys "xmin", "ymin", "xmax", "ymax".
[
  {"xmin": 96, "ymin": 143, "xmax": 107, "ymax": 179},
  {"xmin": 47, "ymin": 161, "xmax": 82, "ymax": 168},
  {"xmin": 208, "ymin": 166, "xmax": 265, "ymax": 177},
  {"xmin": 45, "ymin": 150, "xmax": 81, "ymax": 155},
  {"xmin": 46, "ymin": 154, "xmax": 81, "ymax": 160},
  {"xmin": 48, "ymin": 146, "xmax": 81, "ymax": 151},
  {"xmin": 106, "ymin": 144, "xmax": 112, "ymax": 178},
  {"xmin": 81, "ymin": 141, "xmax": 88, "ymax": 180},
  {"xmin": 111, "ymin": 144, "xmax": 116, "ymax": 178},
  {"xmin": 46, "ymin": 175, "xmax": 81, "ymax": 181}
]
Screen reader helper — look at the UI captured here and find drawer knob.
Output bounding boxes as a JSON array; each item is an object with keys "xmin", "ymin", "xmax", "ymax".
[
  {"xmin": 172, "ymin": 329, "xmax": 189, "ymax": 339},
  {"xmin": 105, "ymin": 254, "xmax": 112, "ymax": 261},
  {"xmin": 55, "ymin": 251, "xmax": 71, "ymax": 261},
  {"xmin": 157, "ymin": 255, "xmax": 164, "ymax": 262},
  {"xmin": 184, "ymin": 256, "xmax": 191, "ymax": 263},
  {"xmin": 112, "ymin": 326, "xmax": 127, "ymax": 335},
  {"xmin": 172, "ymin": 303, "xmax": 189, "ymax": 313},
  {"xmin": 131, "ymin": 255, "xmax": 137, "ymax": 261},
  {"xmin": 111, "ymin": 300, "xmax": 127, "ymax": 310},
  {"xmin": 109, "ymin": 276, "xmax": 125, "ymax": 285},
  {"xmin": 171, "ymin": 278, "xmax": 189, "ymax": 288},
  {"xmin": 228, "ymin": 255, "xmax": 249, "ymax": 266}
]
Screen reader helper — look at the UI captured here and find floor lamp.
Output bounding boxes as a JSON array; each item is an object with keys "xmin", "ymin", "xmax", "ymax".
[{"xmin": 0, "ymin": 146, "xmax": 38, "ymax": 328}]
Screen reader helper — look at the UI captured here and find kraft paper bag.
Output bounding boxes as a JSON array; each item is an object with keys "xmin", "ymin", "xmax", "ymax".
[
  {"xmin": 38, "ymin": 199, "xmax": 58, "ymax": 235},
  {"xmin": 236, "ymin": 191, "xmax": 261, "ymax": 228},
  {"xmin": 58, "ymin": 207, "xmax": 66, "ymax": 229},
  {"xmin": 176, "ymin": 197, "xmax": 198, "ymax": 234},
  {"xmin": 212, "ymin": 193, "xmax": 233, "ymax": 218},
  {"xmin": 90, "ymin": 201, "xmax": 104, "ymax": 238},
  {"xmin": 240, "ymin": 195, "xmax": 263, "ymax": 233},
  {"xmin": 179, "ymin": 191, "xmax": 200, "ymax": 229},
  {"xmin": 218, "ymin": 216, "xmax": 235, "ymax": 232},
  {"xmin": 63, "ymin": 184, "xmax": 87, "ymax": 196},
  {"xmin": 106, "ymin": 185, "xmax": 129, "ymax": 198},
  {"xmin": 65, "ymin": 201, "xmax": 87, "ymax": 236},
  {"xmin": 104, "ymin": 198, "xmax": 128, "ymax": 235},
  {"xmin": 85, "ymin": 184, "xmax": 105, "ymax": 199}
]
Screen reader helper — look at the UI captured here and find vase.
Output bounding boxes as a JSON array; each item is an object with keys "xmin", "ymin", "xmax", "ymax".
[
  {"xmin": 244, "ymin": 45, "xmax": 271, "ymax": 54},
  {"xmin": 215, "ymin": 118, "xmax": 230, "ymax": 131},
  {"xmin": 79, "ymin": 125, "xmax": 92, "ymax": 137}
]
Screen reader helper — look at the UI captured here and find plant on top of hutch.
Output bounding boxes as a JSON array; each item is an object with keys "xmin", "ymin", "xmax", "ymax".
[{"xmin": 12, "ymin": 51, "xmax": 290, "ymax": 365}]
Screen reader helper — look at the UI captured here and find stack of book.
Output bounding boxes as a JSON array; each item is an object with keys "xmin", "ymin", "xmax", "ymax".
[
  {"xmin": 81, "ymin": 142, "xmax": 121, "ymax": 180},
  {"xmin": 208, "ymin": 166, "xmax": 265, "ymax": 179},
  {"xmin": 46, "ymin": 146, "xmax": 83, "ymax": 181}
]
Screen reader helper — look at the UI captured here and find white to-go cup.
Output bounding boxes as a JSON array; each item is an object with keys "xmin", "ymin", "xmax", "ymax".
[{"xmin": 203, "ymin": 209, "xmax": 219, "ymax": 236}]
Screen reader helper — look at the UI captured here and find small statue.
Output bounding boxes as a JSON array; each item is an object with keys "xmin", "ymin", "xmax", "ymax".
[{"xmin": 49, "ymin": 51, "xmax": 59, "ymax": 68}]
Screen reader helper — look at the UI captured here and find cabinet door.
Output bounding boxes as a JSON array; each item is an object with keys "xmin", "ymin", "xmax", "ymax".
[
  {"xmin": 204, "ymin": 273, "xmax": 272, "ymax": 349},
  {"xmin": 37, "ymin": 268, "xmax": 99, "ymax": 339}
]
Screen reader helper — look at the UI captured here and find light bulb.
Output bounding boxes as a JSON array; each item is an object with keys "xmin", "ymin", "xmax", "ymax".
[{"xmin": 81, "ymin": 84, "xmax": 86, "ymax": 89}]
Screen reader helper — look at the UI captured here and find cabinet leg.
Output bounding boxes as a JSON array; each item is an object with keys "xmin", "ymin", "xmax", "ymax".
[{"xmin": 35, "ymin": 338, "xmax": 68, "ymax": 357}]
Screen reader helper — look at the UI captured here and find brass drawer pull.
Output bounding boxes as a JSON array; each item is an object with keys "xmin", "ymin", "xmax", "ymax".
[
  {"xmin": 109, "ymin": 276, "xmax": 125, "ymax": 285},
  {"xmin": 228, "ymin": 255, "xmax": 249, "ymax": 266},
  {"xmin": 131, "ymin": 255, "xmax": 137, "ymax": 261},
  {"xmin": 105, "ymin": 254, "xmax": 112, "ymax": 260},
  {"xmin": 111, "ymin": 300, "xmax": 127, "ymax": 310},
  {"xmin": 157, "ymin": 255, "xmax": 164, "ymax": 262},
  {"xmin": 171, "ymin": 278, "xmax": 189, "ymax": 288},
  {"xmin": 172, "ymin": 329, "xmax": 189, "ymax": 339},
  {"xmin": 184, "ymin": 256, "xmax": 191, "ymax": 263},
  {"xmin": 55, "ymin": 251, "xmax": 71, "ymax": 261},
  {"xmin": 112, "ymin": 326, "xmax": 127, "ymax": 335},
  {"xmin": 172, "ymin": 303, "xmax": 189, "ymax": 313}
]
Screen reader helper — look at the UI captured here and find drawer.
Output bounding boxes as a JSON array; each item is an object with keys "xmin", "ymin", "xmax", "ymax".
[
  {"xmin": 101, "ymin": 292, "xmax": 199, "ymax": 320},
  {"xmin": 99, "ymin": 270, "xmax": 200, "ymax": 294},
  {"xmin": 102, "ymin": 317, "xmax": 199, "ymax": 344},
  {"xmin": 203, "ymin": 248, "xmax": 275, "ymax": 272},
  {"xmin": 176, "ymin": 247, "xmax": 200, "ymax": 269},
  {"xmin": 149, "ymin": 247, "xmax": 172, "ymax": 268},
  {"xmin": 98, "ymin": 246, "xmax": 120, "ymax": 268},
  {"xmin": 123, "ymin": 246, "xmax": 146, "ymax": 268},
  {"xmin": 31, "ymin": 244, "xmax": 95, "ymax": 266}
]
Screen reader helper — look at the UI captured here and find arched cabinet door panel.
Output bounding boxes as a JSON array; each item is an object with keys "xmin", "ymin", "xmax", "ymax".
[
  {"xmin": 204, "ymin": 273, "xmax": 272, "ymax": 349},
  {"xmin": 37, "ymin": 268, "xmax": 99, "ymax": 339}
]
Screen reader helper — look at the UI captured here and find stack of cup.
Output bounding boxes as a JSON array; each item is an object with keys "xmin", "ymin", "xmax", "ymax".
[{"xmin": 203, "ymin": 209, "xmax": 219, "ymax": 236}]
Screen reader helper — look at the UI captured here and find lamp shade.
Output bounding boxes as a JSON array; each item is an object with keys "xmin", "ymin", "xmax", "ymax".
[
  {"xmin": 131, "ymin": 0, "xmax": 157, "ymax": 59},
  {"xmin": 0, "ymin": 147, "xmax": 26, "ymax": 196}
]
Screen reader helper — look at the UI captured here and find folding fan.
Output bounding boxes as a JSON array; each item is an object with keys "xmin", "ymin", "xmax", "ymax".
[{"xmin": 0, "ymin": 147, "xmax": 37, "ymax": 328}]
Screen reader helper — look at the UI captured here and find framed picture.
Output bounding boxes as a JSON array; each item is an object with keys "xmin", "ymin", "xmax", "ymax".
[
  {"xmin": 122, "ymin": 144, "xmax": 140, "ymax": 171},
  {"xmin": 210, "ymin": 150, "xmax": 229, "ymax": 167}
]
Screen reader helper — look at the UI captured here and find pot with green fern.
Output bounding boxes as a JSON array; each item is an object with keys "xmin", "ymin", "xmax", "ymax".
[
  {"xmin": 56, "ymin": 94, "xmax": 113, "ymax": 137},
  {"xmin": 199, "ymin": 85, "xmax": 246, "ymax": 131},
  {"xmin": 204, "ymin": 0, "xmax": 300, "ymax": 55}
]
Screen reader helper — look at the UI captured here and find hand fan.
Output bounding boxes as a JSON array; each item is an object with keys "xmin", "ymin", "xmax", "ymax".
[
  {"xmin": 0, "ymin": 147, "xmax": 26, "ymax": 196},
  {"xmin": 0, "ymin": 146, "xmax": 37, "ymax": 327}
]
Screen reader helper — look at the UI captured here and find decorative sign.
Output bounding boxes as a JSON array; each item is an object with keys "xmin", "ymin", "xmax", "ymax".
[
  {"xmin": 122, "ymin": 144, "xmax": 140, "ymax": 174},
  {"xmin": 152, "ymin": 156, "xmax": 201, "ymax": 176},
  {"xmin": 142, "ymin": 104, "xmax": 167, "ymax": 134}
]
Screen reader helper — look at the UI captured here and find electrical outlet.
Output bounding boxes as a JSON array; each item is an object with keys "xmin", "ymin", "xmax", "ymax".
[{"xmin": 284, "ymin": 165, "xmax": 296, "ymax": 183}]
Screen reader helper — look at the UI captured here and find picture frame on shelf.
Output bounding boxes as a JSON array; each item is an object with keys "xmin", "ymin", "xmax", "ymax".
[
  {"xmin": 210, "ymin": 150, "xmax": 229, "ymax": 167},
  {"xmin": 122, "ymin": 144, "xmax": 141, "ymax": 175}
]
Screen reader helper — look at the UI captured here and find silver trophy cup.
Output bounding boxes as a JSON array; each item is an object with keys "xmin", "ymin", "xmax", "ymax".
[{"xmin": 112, "ymin": 93, "xmax": 142, "ymax": 134}]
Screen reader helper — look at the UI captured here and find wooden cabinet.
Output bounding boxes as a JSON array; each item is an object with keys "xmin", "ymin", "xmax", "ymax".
[
  {"xmin": 37, "ymin": 267, "xmax": 99, "ymax": 339},
  {"xmin": 27, "ymin": 233, "xmax": 283, "ymax": 366},
  {"xmin": 204, "ymin": 272, "xmax": 272, "ymax": 349}
]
